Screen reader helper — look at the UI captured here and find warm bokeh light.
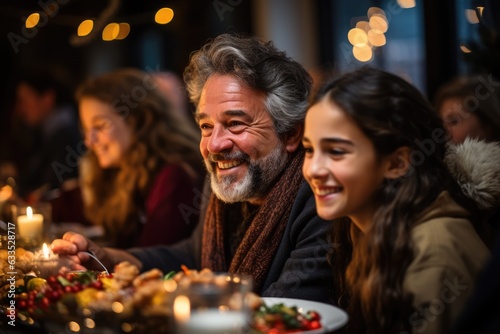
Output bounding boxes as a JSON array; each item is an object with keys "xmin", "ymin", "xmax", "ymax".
[
  {"xmin": 353, "ymin": 45, "xmax": 373, "ymax": 62},
  {"xmin": 368, "ymin": 30, "xmax": 386, "ymax": 47},
  {"xmin": 367, "ymin": 7, "xmax": 385, "ymax": 19},
  {"xmin": 112, "ymin": 301, "xmax": 124, "ymax": 313},
  {"xmin": 397, "ymin": 0, "xmax": 416, "ymax": 9},
  {"xmin": 477, "ymin": 6, "xmax": 484, "ymax": 17},
  {"xmin": 163, "ymin": 279, "xmax": 178, "ymax": 292},
  {"xmin": 460, "ymin": 45, "xmax": 472, "ymax": 53},
  {"xmin": 102, "ymin": 23, "xmax": 120, "ymax": 41},
  {"xmin": 84, "ymin": 318, "xmax": 95, "ymax": 329},
  {"xmin": 348, "ymin": 28, "xmax": 368, "ymax": 47},
  {"xmin": 68, "ymin": 321, "xmax": 81, "ymax": 332},
  {"xmin": 369, "ymin": 14, "xmax": 388, "ymax": 33},
  {"xmin": 25, "ymin": 13, "xmax": 40, "ymax": 29},
  {"xmin": 77, "ymin": 20, "xmax": 94, "ymax": 37},
  {"xmin": 0, "ymin": 184, "xmax": 13, "ymax": 201},
  {"xmin": 115, "ymin": 23, "xmax": 130, "ymax": 40},
  {"xmin": 465, "ymin": 9, "xmax": 479, "ymax": 24},
  {"xmin": 121, "ymin": 323, "xmax": 134, "ymax": 332},
  {"xmin": 155, "ymin": 7, "xmax": 174, "ymax": 24},
  {"xmin": 355, "ymin": 21, "xmax": 370, "ymax": 32}
]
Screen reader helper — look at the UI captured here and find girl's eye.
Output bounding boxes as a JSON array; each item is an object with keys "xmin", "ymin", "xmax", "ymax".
[
  {"xmin": 303, "ymin": 146, "xmax": 313, "ymax": 154},
  {"xmin": 329, "ymin": 148, "xmax": 345, "ymax": 156}
]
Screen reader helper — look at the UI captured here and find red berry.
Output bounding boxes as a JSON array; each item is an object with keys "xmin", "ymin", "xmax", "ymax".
[
  {"xmin": 306, "ymin": 320, "xmax": 321, "ymax": 330},
  {"xmin": 91, "ymin": 281, "xmax": 103, "ymax": 290},
  {"xmin": 307, "ymin": 310, "xmax": 321, "ymax": 321}
]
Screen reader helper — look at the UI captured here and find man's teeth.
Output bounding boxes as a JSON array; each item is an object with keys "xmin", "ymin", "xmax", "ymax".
[
  {"xmin": 217, "ymin": 161, "xmax": 242, "ymax": 169},
  {"xmin": 316, "ymin": 187, "xmax": 342, "ymax": 196}
]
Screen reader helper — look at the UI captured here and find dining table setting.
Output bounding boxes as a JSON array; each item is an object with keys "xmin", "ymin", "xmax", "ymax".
[{"xmin": 1, "ymin": 239, "xmax": 349, "ymax": 334}]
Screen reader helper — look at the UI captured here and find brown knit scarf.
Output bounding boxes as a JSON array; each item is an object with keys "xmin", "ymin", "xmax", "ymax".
[{"xmin": 201, "ymin": 148, "xmax": 305, "ymax": 292}]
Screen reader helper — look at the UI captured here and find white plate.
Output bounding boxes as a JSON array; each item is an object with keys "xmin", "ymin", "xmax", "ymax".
[{"xmin": 260, "ymin": 297, "xmax": 348, "ymax": 333}]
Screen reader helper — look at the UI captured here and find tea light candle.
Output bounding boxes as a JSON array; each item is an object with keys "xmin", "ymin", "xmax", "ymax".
[
  {"xmin": 35, "ymin": 243, "xmax": 59, "ymax": 277},
  {"xmin": 42, "ymin": 243, "xmax": 57, "ymax": 260},
  {"xmin": 180, "ymin": 310, "xmax": 248, "ymax": 334},
  {"xmin": 17, "ymin": 206, "xmax": 44, "ymax": 239}
]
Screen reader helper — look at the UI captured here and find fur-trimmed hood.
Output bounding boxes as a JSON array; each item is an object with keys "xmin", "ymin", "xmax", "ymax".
[{"xmin": 444, "ymin": 138, "xmax": 500, "ymax": 210}]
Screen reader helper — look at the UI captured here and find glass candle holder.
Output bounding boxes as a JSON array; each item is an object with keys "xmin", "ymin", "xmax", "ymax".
[
  {"xmin": 33, "ymin": 243, "xmax": 61, "ymax": 278},
  {"xmin": 171, "ymin": 273, "xmax": 253, "ymax": 334}
]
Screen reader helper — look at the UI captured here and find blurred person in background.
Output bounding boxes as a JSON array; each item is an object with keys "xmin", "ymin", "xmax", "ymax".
[
  {"xmin": 434, "ymin": 75, "xmax": 500, "ymax": 144},
  {"xmin": 435, "ymin": 75, "xmax": 500, "ymax": 233},
  {"xmin": 76, "ymin": 68, "xmax": 204, "ymax": 248},
  {"xmin": 0, "ymin": 67, "xmax": 83, "ymax": 211},
  {"xmin": 153, "ymin": 71, "xmax": 193, "ymax": 122}
]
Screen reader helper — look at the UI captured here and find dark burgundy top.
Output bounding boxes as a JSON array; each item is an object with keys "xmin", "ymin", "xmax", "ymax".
[{"xmin": 136, "ymin": 164, "xmax": 203, "ymax": 247}]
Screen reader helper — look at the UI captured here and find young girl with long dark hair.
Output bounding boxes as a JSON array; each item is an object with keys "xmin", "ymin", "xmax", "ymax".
[{"xmin": 302, "ymin": 66, "xmax": 490, "ymax": 333}]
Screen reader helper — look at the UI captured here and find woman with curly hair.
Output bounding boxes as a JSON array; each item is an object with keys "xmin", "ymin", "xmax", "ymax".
[
  {"xmin": 302, "ymin": 66, "xmax": 490, "ymax": 333},
  {"xmin": 77, "ymin": 68, "xmax": 204, "ymax": 248}
]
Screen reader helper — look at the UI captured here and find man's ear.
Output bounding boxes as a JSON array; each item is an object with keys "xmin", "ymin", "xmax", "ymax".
[
  {"xmin": 284, "ymin": 123, "xmax": 304, "ymax": 153},
  {"xmin": 384, "ymin": 146, "xmax": 411, "ymax": 179}
]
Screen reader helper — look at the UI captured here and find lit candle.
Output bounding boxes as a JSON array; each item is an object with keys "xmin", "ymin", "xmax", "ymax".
[
  {"xmin": 42, "ymin": 243, "xmax": 53, "ymax": 259},
  {"xmin": 181, "ymin": 310, "xmax": 248, "ymax": 334},
  {"xmin": 35, "ymin": 243, "xmax": 59, "ymax": 277},
  {"xmin": 17, "ymin": 206, "xmax": 44, "ymax": 239},
  {"xmin": 173, "ymin": 295, "xmax": 191, "ymax": 324}
]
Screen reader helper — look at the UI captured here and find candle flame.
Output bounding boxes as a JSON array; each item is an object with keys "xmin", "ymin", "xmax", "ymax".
[
  {"xmin": 43, "ymin": 243, "xmax": 49, "ymax": 259},
  {"xmin": 27, "ymin": 206, "xmax": 33, "ymax": 219},
  {"xmin": 173, "ymin": 295, "xmax": 191, "ymax": 323}
]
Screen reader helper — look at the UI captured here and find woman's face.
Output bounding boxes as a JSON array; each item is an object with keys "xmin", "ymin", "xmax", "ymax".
[
  {"xmin": 439, "ymin": 97, "xmax": 492, "ymax": 144},
  {"xmin": 79, "ymin": 97, "xmax": 132, "ymax": 168},
  {"xmin": 302, "ymin": 98, "xmax": 391, "ymax": 230}
]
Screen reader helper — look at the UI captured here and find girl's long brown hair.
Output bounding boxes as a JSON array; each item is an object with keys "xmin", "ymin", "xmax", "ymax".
[
  {"xmin": 316, "ymin": 66, "xmax": 478, "ymax": 333},
  {"xmin": 77, "ymin": 68, "xmax": 202, "ymax": 247}
]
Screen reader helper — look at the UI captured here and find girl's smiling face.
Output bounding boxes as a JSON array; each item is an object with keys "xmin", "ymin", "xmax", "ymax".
[{"xmin": 302, "ymin": 98, "xmax": 392, "ymax": 230}]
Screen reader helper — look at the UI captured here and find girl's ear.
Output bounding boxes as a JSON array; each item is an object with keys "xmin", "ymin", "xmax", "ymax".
[
  {"xmin": 284, "ymin": 123, "xmax": 304, "ymax": 153},
  {"xmin": 384, "ymin": 146, "xmax": 411, "ymax": 179}
]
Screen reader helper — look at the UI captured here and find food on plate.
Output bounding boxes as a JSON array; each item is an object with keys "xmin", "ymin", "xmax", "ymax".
[{"xmin": 251, "ymin": 301, "xmax": 322, "ymax": 333}]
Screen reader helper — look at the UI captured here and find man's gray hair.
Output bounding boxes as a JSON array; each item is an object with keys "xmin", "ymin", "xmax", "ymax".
[{"xmin": 183, "ymin": 33, "xmax": 312, "ymax": 136}]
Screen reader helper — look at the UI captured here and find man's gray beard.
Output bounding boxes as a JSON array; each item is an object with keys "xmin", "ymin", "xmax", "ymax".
[{"xmin": 207, "ymin": 143, "xmax": 289, "ymax": 203}]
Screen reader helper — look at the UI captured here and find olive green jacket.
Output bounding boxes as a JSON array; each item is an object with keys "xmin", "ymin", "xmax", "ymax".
[{"xmin": 404, "ymin": 191, "xmax": 490, "ymax": 334}]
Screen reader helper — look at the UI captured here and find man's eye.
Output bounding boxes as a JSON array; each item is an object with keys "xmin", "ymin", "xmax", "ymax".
[
  {"xmin": 228, "ymin": 121, "xmax": 244, "ymax": 127},
  {"xmin": 199, "ymin": 123, "xmax": 212, "ymax": 130}
]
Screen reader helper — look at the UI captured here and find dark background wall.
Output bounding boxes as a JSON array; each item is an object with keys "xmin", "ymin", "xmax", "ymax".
[{"xmin": 1, "ymin": 0, "xmax": 498, "ymax": 137}]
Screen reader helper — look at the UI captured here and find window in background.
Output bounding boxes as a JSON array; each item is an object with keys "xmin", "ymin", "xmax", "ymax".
[
  {"xmin": 457, "ymin": 0, "xmax": 481, "ymax": 73},
  {"xmin": 327, "ymin": 0, "xmax": 425, "ymax": 93},
  {"xmin": 459, "ymin": 0, "xmax": 500, "ymax": 78}
]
